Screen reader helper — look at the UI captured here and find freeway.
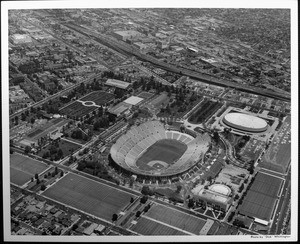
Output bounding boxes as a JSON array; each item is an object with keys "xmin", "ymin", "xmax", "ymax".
[{"xmin": 65, "ymin": 22, "xmax": 290, "ymax": 102}]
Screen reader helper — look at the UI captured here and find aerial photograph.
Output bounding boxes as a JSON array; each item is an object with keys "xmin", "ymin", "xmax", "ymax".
[{"xmin": 2, "ymin": 0, "xmax": 297, "ymax": 242}]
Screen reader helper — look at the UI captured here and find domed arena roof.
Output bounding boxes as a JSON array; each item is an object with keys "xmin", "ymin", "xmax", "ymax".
[
  {"xmin": 209, "ymin": 184, "xmax": 231, "ymax": 196},
  {"xmin": 223, "ymin": 112, "xmax": 268, "ymax": 133}
]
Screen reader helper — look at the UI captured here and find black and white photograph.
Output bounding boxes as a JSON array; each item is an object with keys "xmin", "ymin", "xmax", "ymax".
[{"xmin": 2, "ymin": 0, "xmax": 298, "ymax": 242}]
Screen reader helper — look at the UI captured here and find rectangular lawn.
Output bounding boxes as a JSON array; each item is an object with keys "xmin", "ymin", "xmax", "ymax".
[
  {"xmin": 145, "ymin": 204, "xmax": 207, "ymax": 235},
  {"xmin": 10, "ymin": 153, "xmax": 49, "ymax": 186},
  {"xmin": 131, "ymin": 217, "xmax": 188, "ymax": 235},
  {"xmin": 42, "ymin": 173, "xmax": 134, "ymax": 221},
  {"xmin": 238, "ymin": 173, "xmax": 282, "ymax": 221}
]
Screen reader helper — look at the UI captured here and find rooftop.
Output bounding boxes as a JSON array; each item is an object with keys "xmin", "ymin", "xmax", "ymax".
[
  {"xmin": 123, "ymin": 96, "xmax": 144, "ymax": 106},
  {"xmin": 106, "ymin": 79, "xmax": 131, "ymax": 89}
]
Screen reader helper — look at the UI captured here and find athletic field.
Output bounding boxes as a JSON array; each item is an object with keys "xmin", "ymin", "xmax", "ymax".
[
  {"xmin": 136, "ymin": 139, "xmax": 187, "ymax": 170},
  {"xmin": 130, "ymin": 216, "xmax": 189, "ymax": 235},
  {"xmin": 145, "ymin": 204, "xmax": 207, "ymax": 235},
  {"xmin": 42, "ymin": 173, "xmax": 134, "ymax": 221},
  {"xmin": 10, "ymin": 153, "xmax": 49, "ymax": 186},
  {"xmin": 238, "ymin": 172, "xmax": 283, "ymax": 221},
  {"xmin": 79, "ymin": 91, "xmax": 115, "ymax": 106}
]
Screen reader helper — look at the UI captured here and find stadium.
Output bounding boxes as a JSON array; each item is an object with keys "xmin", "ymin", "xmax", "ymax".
[
  {"xmin": 109, "ymin": 121, "xmax": 211, "ymax": 180},
  {"xmin": 222, "ymin": 112, "xmax": 268, "ymax": 133}
]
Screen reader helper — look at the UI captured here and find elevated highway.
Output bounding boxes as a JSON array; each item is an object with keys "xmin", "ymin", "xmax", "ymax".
[{"xmin": 64, "ymin": 23, "xmax": 290, "ymax": 102}]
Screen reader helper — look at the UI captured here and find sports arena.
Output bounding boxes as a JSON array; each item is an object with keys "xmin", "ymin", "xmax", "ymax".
[
  {"xmin": 222, "ymin": 112, "xmax": 268, "ymax": 133},
  {"xmin": 109, "ymin": 121, "xmax": 211, "ymax": 179}
]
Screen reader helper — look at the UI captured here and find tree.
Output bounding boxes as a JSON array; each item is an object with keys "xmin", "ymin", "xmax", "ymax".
[
  {"xmin": 36, "ymin": 178, "xmax": 40, "ymax": 185},
  {"xmin": 72, "ymin": 224, "xmax": 78, "ymax": 231},
  {"xmin": 35, "ymin": 173, "xmax": 39, "ymax": 180},
  {"xmin": 141, "ymin": 186, "xmax": 153, "ymax": 196},
  {"xmin": 55, "ymin": 166, "xmax": 58, "ymax": 175},
  {"xmin": 188, "ymin": 199, "xmax": 195, "ymax": 208},
  {"xmin": 233, "ymin": 219, "xmax": 246, "ymax": 228},
  {"xmin": 143, "ymin": 205, "xmax": 150, "ymax": 213},
  {"xmin": 207, "ymin": 176, "xmax": 212, "ymax": 183},
  {"xmin": 135, "ymin": 211, "xmax": 141, "ymax": 218},
  {"xmin": 57, "ymin": 149, "xmax": 63, "ymax": 159},
  {"xmin": 213, "ymin": 131, "xmax": 219, "ymax": 144},
  {"xmin": 248, "ymin": 167, "xmax": 254, "ymax": 174},
  {"xmin": 227, "ymin": 211, "xmax": 235, "ymax": 222},
  {"xmin": 60, "ymin": 171, "xmax": 64, "ymax": 177},
  {"xmin": 112, "ymin": 213, "xmax": 118, "ymax": 222},
  {"xmin": 176, "ymin": 185, "xmax": 182, "ymax": 193},
  {"xmin": 238, "ymin": 183, "xmax": 244, "ymax": 193},
  {"xmin": 40, "ymin": 184, "xmax": 46, "ymax": 191},
  {"xmin": 129, "ymin": 178, "xmax": 134, "ymax": 188},
  {"xmin": 130, "ymin": 197, "xmax": 134, "ymax": 203},
  {"xmin": 24, "ymin": 146, "xmax": 31, "ymax": 154},
  {"xmin": 15, "ymin": 116, "xmax": 19, "ymax": 125},
  {"xmin": 77, "ymin": 161, "xmax": 87, "ymax": 171},
  {"xmin": 140, "ymin": 195, "xmax": 148, "ymax": 204}
]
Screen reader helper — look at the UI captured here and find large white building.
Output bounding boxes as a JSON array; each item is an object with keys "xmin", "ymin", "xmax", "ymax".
[{"xmin": 223, "ymin": 112, "xmax": 268, "ymax": 133}]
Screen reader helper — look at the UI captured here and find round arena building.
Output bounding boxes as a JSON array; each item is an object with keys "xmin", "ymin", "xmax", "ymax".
[
  {"xmin": 223, "ymin": 112, "xmax": 268, "ymax": 133},
  {"xmin": 109, "ymin": 121, "xmax": 211, "ymax": 179}
]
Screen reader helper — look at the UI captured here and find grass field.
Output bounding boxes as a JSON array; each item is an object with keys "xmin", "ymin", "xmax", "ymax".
[
  {"xmin": 131, "ymin": 216, "xmax": 188, "ymax": 235},
  {"xmin": 10, "ymin": 153, "xmax": 49, "ymax": 186},
  {"xmin": 27, "ymin": 128, "xmax": 43, "ymax": 138},
  {"xmin": 136, "ymin": 139, "xmax": 187, "ymax": 170},
  {"xmin": 150, "ymin": 93, "xmax": 170, "ymax": 109},
  {"xmin": 145, "ymin": 204, "xmax": 207, "ymax": 235},
  {"xmin": 42, "ymin": 173, "xmax": 134, "ymax": 221},
  {"xmin": 79, "ymin": 91, "xmax": 115, "ymax": 106},
  {"xmin": 38, "ymin": 139, "xmax": 81, "ymax": 160},
  {"xmin": 137, "ymin": 92, "xmax": 154, "ymax": 100},
  {"xmin": 60, "ymin": 101, "xmax": 97, "ymax": 118},
  {"xmin": 238, "ymin": 173, "xmax": 282, "ymax": 221}
]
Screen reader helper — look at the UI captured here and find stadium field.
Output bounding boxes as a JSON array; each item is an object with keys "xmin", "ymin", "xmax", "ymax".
[
  {"xmin": 145, "ymin": 204, "xmax": 207, "ymax": 235},
  {"xmin": 130, "ymin": 216, "xmax": 188, "ymax": 235},
  {"xmin": 42, "ymin": 173, "xmax": 134, "ymax": 221},
  {"xmin": 136, "ymin": 139, "xmax": 187, "ymax": 170},
  {"xmin": 10, "ymin": 153, "xmax": 49, "ymax": 186}
]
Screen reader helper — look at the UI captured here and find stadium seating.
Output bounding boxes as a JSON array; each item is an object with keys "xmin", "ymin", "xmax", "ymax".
[{"xmin": 110, "ymin": 121, "xmax": 211, "ymax": 177}]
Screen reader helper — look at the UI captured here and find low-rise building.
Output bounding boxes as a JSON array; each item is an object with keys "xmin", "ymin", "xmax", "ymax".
[{"xmin": 105, "ymin": 79, "xmax": 132, "ymax": 90}]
